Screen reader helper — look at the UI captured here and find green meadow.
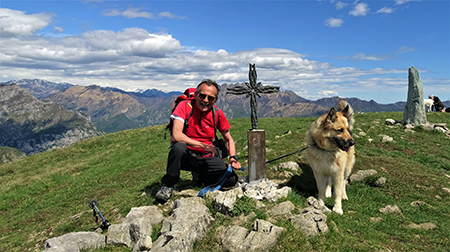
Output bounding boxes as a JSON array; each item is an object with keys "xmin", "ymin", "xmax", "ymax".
[{"xmin": 1, "ymin": 111, "xmax": 449, "ymax": 251}]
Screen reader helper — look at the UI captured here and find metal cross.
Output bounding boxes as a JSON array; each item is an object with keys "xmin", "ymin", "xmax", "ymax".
[{"xmin": 226, "ymin": 63, "xmax": 280, "ymax": 130}]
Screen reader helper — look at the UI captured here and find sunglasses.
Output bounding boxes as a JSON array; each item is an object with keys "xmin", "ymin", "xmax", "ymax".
[{"xmin": 198, "ymin": 93, "xmax": 216, "ymax": 102}]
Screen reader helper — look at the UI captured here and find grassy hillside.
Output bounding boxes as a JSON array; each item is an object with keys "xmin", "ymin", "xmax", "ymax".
[{"xmin": 1, "ymin": 112, "xmax": 449, "ymax": 252}]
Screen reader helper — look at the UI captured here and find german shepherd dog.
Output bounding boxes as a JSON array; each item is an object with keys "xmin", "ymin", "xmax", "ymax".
[{"xmin": 306, "ymin": 99, "xmax": 355, "ymax": 215}]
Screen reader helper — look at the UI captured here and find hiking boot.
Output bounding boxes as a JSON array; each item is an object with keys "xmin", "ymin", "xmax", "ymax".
[{"xmin": 155, "ymin": 186, "xmax": 173, "ymax": 202}]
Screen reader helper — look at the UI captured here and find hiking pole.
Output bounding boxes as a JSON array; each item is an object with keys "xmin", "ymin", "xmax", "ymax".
[{"xmin": 88, "ymin": 198, "xmax": 111, "ymax": 230}]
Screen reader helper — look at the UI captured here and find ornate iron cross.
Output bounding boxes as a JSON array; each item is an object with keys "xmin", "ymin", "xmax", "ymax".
[{"xmin": 227, "ymin": 64, "xmax": 280, "ymax": 130}]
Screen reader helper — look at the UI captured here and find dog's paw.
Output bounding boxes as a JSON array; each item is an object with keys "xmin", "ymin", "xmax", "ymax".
[{"xmin": 332, "ymin": 207, "xmax": 343, "ymax": 215}]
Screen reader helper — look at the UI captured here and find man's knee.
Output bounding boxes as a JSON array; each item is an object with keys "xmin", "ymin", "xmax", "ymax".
[{"xmin": 170, "ymin": 142, "xmax": 189, "ymax": 155}]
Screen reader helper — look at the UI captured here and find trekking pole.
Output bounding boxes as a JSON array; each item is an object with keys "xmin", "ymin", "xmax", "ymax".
[{"xmin": 88, "ymin": 198, "xmax": 111, "ymax": 230}]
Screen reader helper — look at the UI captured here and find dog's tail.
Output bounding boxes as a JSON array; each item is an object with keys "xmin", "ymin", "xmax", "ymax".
[{"xmin": 337, "ymin": 99, "xmax": 355, "ymax": 130}]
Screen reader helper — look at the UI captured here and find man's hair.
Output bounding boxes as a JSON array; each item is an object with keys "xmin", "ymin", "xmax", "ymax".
[{"xmin": 196, "ymin": 79, "xmax": 220, "ymax": 97}]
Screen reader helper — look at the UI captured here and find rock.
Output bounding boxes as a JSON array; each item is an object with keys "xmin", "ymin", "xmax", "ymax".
[
  {"xmin": 290, "ymin": 207, "xmax": 329, "ymax": 237},
  {"xmin": 220, "ymin": 219, "xmax": 285, "ymax": 252},
  {"xmin": 306, "ymin": 196, "xmax": 331, "ymax": 213},
  {"xmin": 349, "ymin": 169, "xmax": 378, "ymax": 183},
  {"xmin": 379, "ymin": 134, "xmax": 394, "ymax": 142},
  {"xmin": 370, "ymin": 217, "xmax": 383, "ymax": 222},
  {"xmin": 273, "ymin": 161, "xmax": 299, "ymax": 172},
  {"xmin": 443, "ymin": 188, "xmax": 450, "ymax": 194},
  {"xmin": 265, "ymin": 186, "xmax": 292, "ymax": 203},
  {"xmin": 403, "ymin": 67, "xmax": 427, "ymax": 125},
  {"xmin": 269, "ymin": 201, "xmax": 295, "ymax": 216},
  {"xmin": 151, "ymin": 197, "xmax": 214, "ymax": 252},
  {"xmin": 434, "ymin": 123, "xmax": 449, "ymax": 132},
  {"xmin": 421, "ymin": 122, "xmax": 435, "ymax": 131},
  {"xmin": 373, "ymin": 177, "xmax": 387, "ymax": 187},
  {"xmin": 410, "ymin": 201, "xmax": 434, "ymax": 209},
  {"xmin": 407, "ymin": 222, "xmax": 437, "ymax": 230},
  {"xmin": 379, "ymin": 205, "xmax": 402, "ymax": 214},
  {"xmin": 232, "ymin": 212, "xmax": 257, "ymax": 226},
  {"xmin": 44, "ymin": 232, "xmax": 106, "ymax": 251},
  {"xmin": 173, "ymin": 189, "xmax": 199, "ymax": 197},
  {"xmin": 242, "ymin": 178, "xmax": 288, "ymax": 202},
  {"xmin": 107, "ymin": 206, "xmax": 164, "ymax": 248},
  {"xmin": 385, "ymin": 119, "xmax": 396, "ymax": 125},
  {"xmin": 212, "ymin": 187, "xmax": 244, "ymax": 214}
]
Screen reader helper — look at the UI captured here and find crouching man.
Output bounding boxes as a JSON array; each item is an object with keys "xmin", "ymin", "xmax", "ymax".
[{"xmin": 155, "ymin": 79, "xmax": 241, "ymax": 202}]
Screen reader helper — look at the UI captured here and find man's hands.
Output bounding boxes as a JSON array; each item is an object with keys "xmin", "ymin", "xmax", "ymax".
[
  {"xmin": 201, "ymin": 143, "xmax": 217, "ymax": 156},
  {"xmin": 229, "ymin": 159, "xmax": 241, "ymax": 170}
]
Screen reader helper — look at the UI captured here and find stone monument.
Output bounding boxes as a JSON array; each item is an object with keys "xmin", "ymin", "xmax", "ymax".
[
  {"xmin": 404, "ymin": 66, "xmax": 427, "ymax": 125},
  {"xmin": 227, "ymin": 64, "xmax": 280, "ymax": 181}
]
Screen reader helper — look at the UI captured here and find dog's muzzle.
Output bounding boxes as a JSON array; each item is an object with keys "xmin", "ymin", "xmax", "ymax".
[{"xmin": 333, "ymin": 137, "xmax": 355, "ymax": 153}]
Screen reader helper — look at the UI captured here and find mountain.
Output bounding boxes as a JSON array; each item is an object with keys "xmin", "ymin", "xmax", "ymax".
[
  {"xmin": 1, "ymin": 79, "xmax": 73, "ymax": 99},
  {"xmin": 47, "ymin": 85, "xmax": 174, "ymax": 133},
  {"xmin": 0, "ymin": 146, "xmax": 26, "ymax": 164},
  {"xmin": 3, "ymin": 79, "xmax": 449, "ymax": 134},
  {"xmin": 312, "ymin": 97, "xmax": 407, "ymax": 113},
  {"xmin": 0, "ymin": 84, "xmax": 104, "ymax": 155},
  {"xmin": 104, "ymin": 87, "xmax": 182, "ymax": 98}
]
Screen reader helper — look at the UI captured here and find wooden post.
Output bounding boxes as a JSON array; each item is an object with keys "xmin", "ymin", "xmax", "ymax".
[{"xmin": 248, "ymin": 130, "xmax": 266, "ymax": 181}]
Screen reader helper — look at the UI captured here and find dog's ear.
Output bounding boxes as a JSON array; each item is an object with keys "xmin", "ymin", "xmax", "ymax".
[
  {"xmin": 341, "ymin": 104, "xmax": 349, "ymax": 114},
  {"xmin": 323, "ymin": 107, "xmax": 337, "ymax": 126}
]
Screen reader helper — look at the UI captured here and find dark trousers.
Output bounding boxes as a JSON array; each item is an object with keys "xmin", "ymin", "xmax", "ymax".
[{"xmin": 161, "ymin": 142, "xmax": 237, "ymax": 188}]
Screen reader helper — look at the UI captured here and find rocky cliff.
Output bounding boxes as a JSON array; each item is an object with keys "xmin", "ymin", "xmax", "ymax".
[{"xmin": 0, "ymin": 84, "xmax": 104, "ymax": 155}]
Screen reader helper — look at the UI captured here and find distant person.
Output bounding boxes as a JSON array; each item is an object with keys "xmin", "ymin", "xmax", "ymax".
[
  {"xmin": 429, "ymin": 94, "xmax": 446, "ymax": 112},
  {"xmin": 155, "ymin": 79, "xmax": 241, "ymax": 203}
]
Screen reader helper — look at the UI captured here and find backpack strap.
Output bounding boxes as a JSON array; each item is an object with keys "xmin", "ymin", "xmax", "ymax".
[
  {"xmin": 183, "ymin": 99, "xmax": 195, "ymax": 133},
  {"xmin": 184, "ymin": 101, "xmax": 219, "ymax": 136}
]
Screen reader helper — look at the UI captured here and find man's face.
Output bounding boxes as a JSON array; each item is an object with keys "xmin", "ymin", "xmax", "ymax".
[{"xmin": 195, "ymin": 84, "xmax": 217, "ymax": 112}]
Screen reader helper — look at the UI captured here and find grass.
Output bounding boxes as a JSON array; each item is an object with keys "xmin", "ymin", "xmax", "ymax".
[{"xmin": 1, "ymin": 111, "xmax": 449, "ymax": 251}]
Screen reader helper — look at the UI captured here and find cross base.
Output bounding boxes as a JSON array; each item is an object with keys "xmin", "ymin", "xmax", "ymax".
[{"xmin": 247, "ymin": 130, "xmax": 266, "ymax": 182}]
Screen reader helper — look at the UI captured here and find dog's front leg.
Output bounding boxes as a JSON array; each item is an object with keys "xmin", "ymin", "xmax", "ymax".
[
  {"xmin": 314, "ymin": 171, "xmax": 328, "ymax": 205},
  {"xmin": 332, "ymin": 173, "xmax": 345, "ymax": 215},
  {"xmin": 325, "ymin": 177, "xmax": 332, "ymax": 198}
]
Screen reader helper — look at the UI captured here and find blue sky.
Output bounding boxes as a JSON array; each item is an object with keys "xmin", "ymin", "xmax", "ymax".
[{"xmin": 1, "ymin": 0, "xmax": 448, "ymax": 103}]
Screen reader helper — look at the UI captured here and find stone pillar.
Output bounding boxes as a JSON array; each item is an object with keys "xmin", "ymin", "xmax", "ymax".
[
  {"xmin": 247, "ymin": 130, "xmax": 266, "ymax": 181},
  {"xmin": 404, "ymin": 67, "xmax": 427, "ymax": 125}
]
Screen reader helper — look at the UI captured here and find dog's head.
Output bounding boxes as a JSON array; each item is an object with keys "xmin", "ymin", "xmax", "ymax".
[{"xmin": 320, "ymin": 106, "xmax": 355, "ymax": 152}]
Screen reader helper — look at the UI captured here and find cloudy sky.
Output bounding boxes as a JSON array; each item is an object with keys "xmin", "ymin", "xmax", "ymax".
[{"xmin": 1, "ymin": 0, "xmax": 448, "ymax": 103}]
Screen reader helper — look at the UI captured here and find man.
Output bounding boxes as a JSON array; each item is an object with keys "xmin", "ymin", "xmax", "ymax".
[
  {"xmin": 156, "ymin": 79, "xmax": 241, "ymax": 202},
  {"xmin": 429, "ymin": 94, "xmax": 446, "ymax": 112}
]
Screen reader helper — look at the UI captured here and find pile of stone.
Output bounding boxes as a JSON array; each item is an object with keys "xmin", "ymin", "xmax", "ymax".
[{"xmin": 42, "ymin": 173, "xmax": 331, "ymax": 252}]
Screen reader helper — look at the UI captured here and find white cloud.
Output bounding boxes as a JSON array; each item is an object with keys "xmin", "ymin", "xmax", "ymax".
[
  {"xmin": 0, "ymin": 8, "xmax": 54, "ymax": 37},
  {"xmin": 335, "ymin": 1, "xmax": 347, "ymax": 10},
  {"xmin": 376, "ymin": 7, "xmax": 394, "ymax": 14},
  {"xmin": 53, "ymin": 26, "xmax": 65, "ymax": 33},
  {"xmin": 318, "ymin": 90, "xmax": 339, "ymax": 97},
  {"xmin": 325, "ymin": 17, "xmax": 344, "ymax": 27},
  {"xmin": 396, "ymin": 46, "xmax": 417, "ymax": 54},
  {"xmin": 0, "ymin": 8, "xmax": 432, "ymax": 103},
  {"xmin": 351, "ymin": 53, "xmax": 390, "ymax": 61},
  {"xmin": 349, "ymin": 2, "xmax": 370, "ymax": 16},
  {"xmin": 101, "ymin": 7, "xmax": 185, "ymax": 19},
  {"xmin": 395, "ymin": 0, "xmax": 418, "ymax": 5}
]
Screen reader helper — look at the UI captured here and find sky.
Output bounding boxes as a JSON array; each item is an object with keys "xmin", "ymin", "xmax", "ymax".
[{"xmin": 0, "ymin": 0, "xmax": 449, "ymax": 104}]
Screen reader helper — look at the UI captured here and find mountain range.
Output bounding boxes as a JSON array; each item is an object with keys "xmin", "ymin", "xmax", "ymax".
[
  {"xmin": 2, "ymin": 78, "xmax": 449, "ymax": 136},
  {"xmin": 0, "ymin": 84, "xmax": 104, "ymax": 155}
]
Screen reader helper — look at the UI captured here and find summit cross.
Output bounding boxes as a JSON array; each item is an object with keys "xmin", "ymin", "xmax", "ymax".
[{"xmin": 226, "ymin": 64, "xmax": 280, "ymax": 130}]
